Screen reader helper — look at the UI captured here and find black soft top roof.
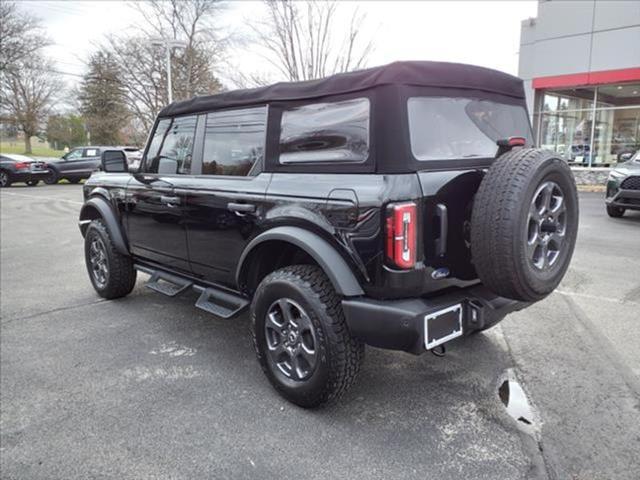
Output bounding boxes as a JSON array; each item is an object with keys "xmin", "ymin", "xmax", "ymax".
[{"xmin": 158, "ymin": 60, "xmax": 525, "ymax": 118}]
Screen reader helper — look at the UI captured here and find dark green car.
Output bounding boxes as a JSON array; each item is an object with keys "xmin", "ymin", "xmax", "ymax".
[{"xmin": 605, "ymin": 151, "xmax": 640, "ymax": 217}]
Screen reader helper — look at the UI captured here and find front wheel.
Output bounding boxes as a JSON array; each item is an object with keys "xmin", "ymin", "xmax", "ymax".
[
  {"xmin": 251, "ymin": 265, "xmax": 364, "ymax": 408},
  {"xmin": 606, "ymin": 205, "xmax": 625, "ymax": 218},
  {"xmin": 84, "ymin": 219, "xmax": 137, "ymax": 299}
]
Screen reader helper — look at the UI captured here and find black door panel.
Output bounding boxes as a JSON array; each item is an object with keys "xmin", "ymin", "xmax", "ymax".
[
  {"xmin": 183, "ymin": 175, "xmax": 271, "ymax": 286},
  {"xmin": 125, "ymin": 115, "xmax": 199, "ymax": 272},
  {"xmin": 126, "ymin": 176, "xmax": 191, "ymax": 272}
]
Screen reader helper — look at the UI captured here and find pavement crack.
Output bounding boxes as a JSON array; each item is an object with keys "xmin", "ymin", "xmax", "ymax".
[
  {"xmin": 1, "ymin": 299, "xmax": 108, "ymax": 325},
  {"xmin": 496, "ymin": 325, "xmax": 553, "ymax": 480}
]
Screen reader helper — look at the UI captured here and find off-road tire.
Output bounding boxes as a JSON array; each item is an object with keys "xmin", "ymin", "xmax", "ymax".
[
  {"xmin": 606, "ymin": 205, "xmax": 625, "ymax": 218},
  {"xmin": 251, "ymin": 265, "xmax": 364, "ymax": 408},
  {"xmin": 471, "ymin": 148, "xmax": 579, "ymax": 302},
  {"xmin": 84, "ymin": 219, "xmax": 136, "ymax": 299}
]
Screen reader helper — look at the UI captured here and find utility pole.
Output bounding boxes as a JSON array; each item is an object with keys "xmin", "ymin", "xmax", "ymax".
[{"xmin": 150, "ymin": 38, "xmax": 187, "ymax": 105}]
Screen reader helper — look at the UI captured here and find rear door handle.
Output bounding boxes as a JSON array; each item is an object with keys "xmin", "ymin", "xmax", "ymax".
[
  {"xmin": 227, "ymin": 202, "xmax": 256, "ymax": 214},
  {"xmin": 160, "ymin": 195, "xmax": 181, "ymax": 207}
]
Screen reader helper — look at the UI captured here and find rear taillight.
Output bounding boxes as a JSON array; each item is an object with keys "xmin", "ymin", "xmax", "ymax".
[
  {"xmin": 15, "ymin": 162, "xmax": 29, "ymax": 169},
  {"xmin": 385, "ymin": 201, "xmax": 417, "ymax": 269}
]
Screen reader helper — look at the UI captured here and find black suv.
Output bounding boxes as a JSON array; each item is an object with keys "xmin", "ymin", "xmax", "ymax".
[{"xmin": 79, "ymin": 61, "xmax": 579, "ymax": 407}]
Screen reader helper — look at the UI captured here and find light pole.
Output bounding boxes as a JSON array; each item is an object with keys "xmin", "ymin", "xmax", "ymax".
[{"xmin": 150, "ymin": 38, "xmax": 187, "ymax": 105}]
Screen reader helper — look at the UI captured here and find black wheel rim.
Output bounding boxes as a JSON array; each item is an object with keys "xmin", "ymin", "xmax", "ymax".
[
  {"xmin": 526, "ymin": 181, "xmax": 567, "ymax": 270},
  {"xmin": 89, "ymin": 237, "xmax": 109, "ymax": 288},
  {"xmin": 0, "ymin": 172, "xmax": 7, "ymax": 187},
  {"xmin": 264, "ymin": 298, "xmax": 318, "ymax": 381}
]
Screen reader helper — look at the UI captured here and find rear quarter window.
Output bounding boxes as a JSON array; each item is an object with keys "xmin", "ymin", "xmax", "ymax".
[
  {"xmin": 279, "ymin": 98, "xmax": 370, "ymax": 164},
  {"xmin": 407, "ymin": 97, "xmax": 532, "ymax": 161}
]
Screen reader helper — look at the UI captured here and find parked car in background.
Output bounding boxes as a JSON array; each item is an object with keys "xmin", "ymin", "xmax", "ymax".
[
  {"xmin": 46, "ymin": 146, "xmax": 143, "ymax": 184},
  {"xmin": 45, "ymin": 146, "xmax": 104, "ymax": 184},
  {"xmin": 0, "ymin": 153, "xmax": 50, "ymax": 188},
  {"xmin": 605, "ymin": 150, "xmax": 640, "ymax": 217}
]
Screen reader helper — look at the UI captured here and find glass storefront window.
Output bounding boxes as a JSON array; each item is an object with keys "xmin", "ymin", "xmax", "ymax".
[{"xmin": 535, "ymin": 83, "xmax": 640, "ymax": 167}]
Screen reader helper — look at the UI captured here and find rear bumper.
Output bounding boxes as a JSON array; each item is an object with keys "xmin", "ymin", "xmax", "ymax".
[
  {"xmin": 10, "ymin": 170, "xmax": 51, "ymax": 182},
  {"xmin": 605, "ymin": 188, "xmax": 640, "ymax": 210},
  {"xmin": 342, "ymin": 285, "xmax": 529, "ymax": 355}
]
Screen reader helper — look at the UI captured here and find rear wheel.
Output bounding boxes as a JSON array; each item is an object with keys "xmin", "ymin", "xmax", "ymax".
[
  {"xmin": 251, "ymin": 265, "xmax": 364, "ymax": 408},
  {"xmin": 606, "ymin": 205, "xmax": 625, "ymax": 218},
  {"xmin": 44, "ymin": 171, "xmax": 58, "ymax": 185},
  {"xmin": 0, "ymin": 171, "xmax": 11, "ymax": 188},
  {"xmin": 84, "ymin": 219, "xmax": 136, "ymax": 299},
  {"xmin": 471, "ymin": 148, "xmax": 579, "ymax": 302}
]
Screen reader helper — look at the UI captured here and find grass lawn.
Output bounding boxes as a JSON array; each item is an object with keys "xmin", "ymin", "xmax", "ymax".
[{"xmin": 0, "ymin": 140, "xmax": 64, "ymax": 158}]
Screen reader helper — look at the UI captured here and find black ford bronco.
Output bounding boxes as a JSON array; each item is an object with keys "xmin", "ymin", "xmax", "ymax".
[{"xmin": 79, "ymin": 61, "xmax": 578, "ymax": 407}]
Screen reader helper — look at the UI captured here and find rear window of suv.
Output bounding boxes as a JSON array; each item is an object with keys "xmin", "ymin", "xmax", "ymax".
[{"xmin": 407, "ymin": 97, "xmax": 532, "ymax": 161}]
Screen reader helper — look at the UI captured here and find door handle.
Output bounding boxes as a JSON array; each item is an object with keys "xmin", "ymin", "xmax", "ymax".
[
  {"xmin": 227, "ymin": 202, "xmax": 256, "ymax": 214},
  {"xmin": 160, "ymin": 195, "xmax": 181, "ymax": 207}
]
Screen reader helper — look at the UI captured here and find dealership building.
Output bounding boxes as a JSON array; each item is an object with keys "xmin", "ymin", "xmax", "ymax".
[{"xmin": 518, "ymin": 0, "xmax": 640, "ymax": 167}]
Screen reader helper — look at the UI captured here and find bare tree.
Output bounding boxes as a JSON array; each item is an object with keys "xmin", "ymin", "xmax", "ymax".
[
  {"xmin": 0, "ymin": 1, "xmax": 50, "ymax": 72},
  {"xmin": 1, "ymin": 57, "xmax": 63, "ymax": 153},
  {"xmin": 102, "ymin": 0, "xmax": 226, "ymax": 133},
  {"xmin": 252, "ymin": 0, "xmax": 374, "ymax": 82},
  {"xmin": 132, "ymin": 0, "xmax": 229, "ymax": 97}
]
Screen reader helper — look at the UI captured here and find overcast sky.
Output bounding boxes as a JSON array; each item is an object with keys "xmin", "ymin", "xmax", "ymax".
[{"xmin": 22, "ymin": 0, "xmax": 538, "ymax": 87}]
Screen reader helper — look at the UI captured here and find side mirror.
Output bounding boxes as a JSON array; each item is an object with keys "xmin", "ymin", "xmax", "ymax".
[{"xmin": 101, "ymin": 150, "xmax": 128, "ymax": 173}]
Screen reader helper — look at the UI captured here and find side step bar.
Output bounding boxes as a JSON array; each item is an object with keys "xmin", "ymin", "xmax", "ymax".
[
  {"xmin": 135, "ymin": 264, "xmax": 248, "ymax": 319},
  {"xmin": 194, "ymin": 287, "xmax": 248, "ymax": 319},
  {"xmin": 146, "ymin": 271, "xmax": 193, "ymax": 297}
]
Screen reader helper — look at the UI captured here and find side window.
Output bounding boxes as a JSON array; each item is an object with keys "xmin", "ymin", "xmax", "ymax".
[
  {"xmin": 84, "ymin": 148, "xmax": 99, "ymax": 158},
  {"xmin": 65, "ymin": 149, "xmax": 83, "ymax": 160},
  {"xmin": 279, "ymin": 98, "xmax": 370, "ymax": 164},
  {"xmin": 202, "ymin": 107, "xmax": 266, "ymax": 176},
  {"xmin": 144, "ymin": 115, "xmax": 197, "ymax": 174}
]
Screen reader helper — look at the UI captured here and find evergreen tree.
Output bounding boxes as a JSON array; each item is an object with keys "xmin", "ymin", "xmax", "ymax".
[
  {"xmin": 79, "ymin": 51, "xmax": 130, "ymax": 145},
  {"xmin": 46, "ymin": 114, "xmax": 86, "ymax": 150}
]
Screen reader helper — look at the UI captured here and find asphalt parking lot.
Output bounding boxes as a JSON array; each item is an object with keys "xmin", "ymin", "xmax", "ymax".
[{"xmin": 1, "ymin": 184, "xmax": 639, "ymax": 480}]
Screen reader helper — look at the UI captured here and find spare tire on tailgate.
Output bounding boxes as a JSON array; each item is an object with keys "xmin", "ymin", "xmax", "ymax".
[{"xmin": 471, "ymin": 148, "xmax": 578, "ymax": 302}]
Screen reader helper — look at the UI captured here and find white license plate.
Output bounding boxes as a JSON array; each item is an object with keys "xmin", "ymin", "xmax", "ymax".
[{"xmin": 424, "ymin": 304, "xmax": 463, "ymax": 350}]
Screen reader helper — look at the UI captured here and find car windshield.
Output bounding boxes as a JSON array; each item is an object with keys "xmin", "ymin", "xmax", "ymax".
[{"xmin": 408, "ymin": 97, "xmax": 533, "ymax": 161}]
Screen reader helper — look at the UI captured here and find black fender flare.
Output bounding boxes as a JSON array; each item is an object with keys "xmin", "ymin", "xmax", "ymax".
[
  {"xmin": 236, "ymin": 226, "xmax": 364, "ymax": 297},
  {"xmin": 79, "ymin": 197, "xmax": 129, "ymax": 255}
]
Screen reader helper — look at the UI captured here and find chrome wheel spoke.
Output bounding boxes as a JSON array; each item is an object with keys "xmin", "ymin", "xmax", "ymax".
[
  {"xmin": 540, "ymin": 183, "xmax": 553, "ymax": 213},
  {"xmin": 278, "ymin": 298, "xmax": 294, "ymax": 325}
]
